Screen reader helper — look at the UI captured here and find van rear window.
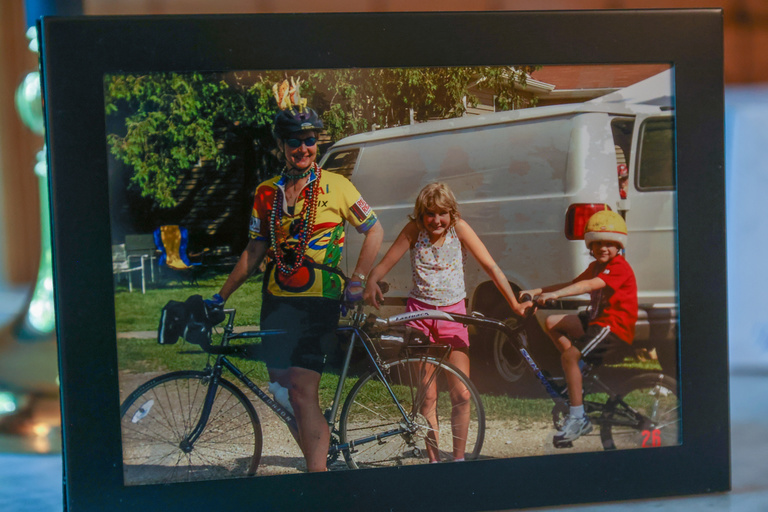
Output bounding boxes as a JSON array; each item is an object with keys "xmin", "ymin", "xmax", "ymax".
[
  {"xmin": 636, "ymin": 118, "xmax": 675, "ymax": 190},
  {"xmin": 322, "ymin": 149, "xmax": 360, "ymax": 179}
]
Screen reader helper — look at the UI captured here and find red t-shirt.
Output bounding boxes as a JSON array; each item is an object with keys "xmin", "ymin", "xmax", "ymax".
[{"xmin": 573, "ymin": 254, "xmax": 638, "ymax": 344}]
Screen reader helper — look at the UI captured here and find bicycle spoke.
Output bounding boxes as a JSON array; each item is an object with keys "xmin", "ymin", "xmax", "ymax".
[
  {"xmin": 340, "ymin": 357, "xmax": 484, "ymax": 469},
  {"xmin": 120, "ymin": 372, "xmax": 262, "ymax": 485},
  {"xmin": 600, "ymin": 374, "xmax": 680, "ymax": 450}
]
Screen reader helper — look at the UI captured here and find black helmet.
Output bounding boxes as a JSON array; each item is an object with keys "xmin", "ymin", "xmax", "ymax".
[{"xmin": 273, "ymin": 107, "xmax": 324, "ymax": 139}]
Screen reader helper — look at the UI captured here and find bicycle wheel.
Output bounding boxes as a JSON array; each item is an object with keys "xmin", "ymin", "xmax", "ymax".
[
  {"xmin": 120, "ymin": 370, "xmax": 262, "ymax": 485},
  {"xmin": 339, "ymin": 356, "xmax": 485, "ymax": 469},
  {"xmin": 599, "ymin": 373, "xmax": 680, "ymax": 450}
]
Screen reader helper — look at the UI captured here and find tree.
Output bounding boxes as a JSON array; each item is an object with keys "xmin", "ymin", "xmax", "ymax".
[
  {"xmin": 308, "ymin": 66, "xmax": 537, "ymax": 141},
  {"xmin": 105, "ymin": 66, "xmax": 537, "ymax": 209},
  {"xmin": 105, "ymin": 71, "xmax": 280, "ymax": 208}
]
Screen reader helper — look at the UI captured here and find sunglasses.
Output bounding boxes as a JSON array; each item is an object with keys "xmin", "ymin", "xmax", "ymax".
[{"xmin": 285, "ymin": 136, "xmax": 317, "ymax": 148}]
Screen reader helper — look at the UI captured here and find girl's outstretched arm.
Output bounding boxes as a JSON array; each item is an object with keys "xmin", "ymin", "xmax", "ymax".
[
  {"xmin": 364, "ymin": 221, "xmax": 418, "ymax": 309},
  {"xmin": 455, "ymin": 219, "xmax": 531, "ymax": 317},
  {"xmin": 520, "ymin": 282, "xmax": 573, "ymax": 301}
]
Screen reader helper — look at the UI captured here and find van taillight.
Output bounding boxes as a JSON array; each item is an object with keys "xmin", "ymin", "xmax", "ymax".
[{"xmin": 565, "ymin": 203, "xmax": 611, "ymax": 240}]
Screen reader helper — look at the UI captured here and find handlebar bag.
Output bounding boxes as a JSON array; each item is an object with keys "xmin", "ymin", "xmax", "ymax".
[
  {"xmin": 157, "ymin": 295, "xmax": 226, "ymax": 345},
  {"xmin": 157, "ymin": 300, "xmax": 186, "ymax": 345}
]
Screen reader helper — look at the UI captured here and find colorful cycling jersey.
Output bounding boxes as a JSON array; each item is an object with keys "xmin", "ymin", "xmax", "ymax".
[{"xmin": 249, "ymin": 167, "xmax": 378, "ymax": 299}]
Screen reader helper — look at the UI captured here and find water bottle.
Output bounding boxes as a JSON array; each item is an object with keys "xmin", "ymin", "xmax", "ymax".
[
  {"xmin": 268, "ymin": 382, "xmax": 294, "ymax": 415},
  {"xmin": 131, "ymin": 399, "xmax": 154, "ymax": 423}
]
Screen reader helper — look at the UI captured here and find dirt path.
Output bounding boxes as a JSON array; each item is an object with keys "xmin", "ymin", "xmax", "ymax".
[{"xmin": 118, "ymin": 371, "xmax": 606, "ymax": 478}]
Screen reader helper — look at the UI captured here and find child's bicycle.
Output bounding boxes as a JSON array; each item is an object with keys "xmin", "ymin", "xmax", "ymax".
[
  {"xmin": 510, "ymin": 294, "xmax": 680, "ymax": 449},
  {"xmin": 118, "ymin": 291, "xmax": 487, "ymax": 484}
]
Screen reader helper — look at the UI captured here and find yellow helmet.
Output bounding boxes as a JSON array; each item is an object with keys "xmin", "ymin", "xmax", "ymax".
[{"xmin": 584, "ymin": 210, "xmax": 628, "ymax": 249}]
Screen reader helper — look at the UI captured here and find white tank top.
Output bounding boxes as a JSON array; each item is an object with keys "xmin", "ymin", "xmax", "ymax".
[{"xmin": 409, "ymin": 227, "xmax": 466, "ymax": 306}]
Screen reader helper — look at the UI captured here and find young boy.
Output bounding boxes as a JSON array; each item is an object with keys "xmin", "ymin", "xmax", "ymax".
[{"xmin": 521, "ymin": 209, "xmax": 638, "ymax": 447}]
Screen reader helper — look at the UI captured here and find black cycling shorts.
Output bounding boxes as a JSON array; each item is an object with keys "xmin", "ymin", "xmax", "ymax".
[
  {"xmin": 575, "ymin": 312, "xmax": 633, "ymax": 365},
  {"xmin": 259, "ymin": 294, "xmax": 340, "ymax": 374}
]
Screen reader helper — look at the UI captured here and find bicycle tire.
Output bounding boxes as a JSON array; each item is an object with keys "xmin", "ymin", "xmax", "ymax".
[
  {"xmin": 599, "ymin": 373, "xmax": 680, "ymax": 450},
  {"xmin": 339, "ymin": 356, "xmax": 485, "ymax": 469},
  {"xmin": 120, "ymin": 370, "xmax": 262, "ymax": 485}
]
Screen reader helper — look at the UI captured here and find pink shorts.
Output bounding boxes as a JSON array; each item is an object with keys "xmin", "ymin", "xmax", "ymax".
[{"xmin": 406, "ymin": 297, "xmax": 470, "ymax": 348}]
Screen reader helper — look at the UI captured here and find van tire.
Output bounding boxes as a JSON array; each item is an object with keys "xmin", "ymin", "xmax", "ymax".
[
  {"xmin": 469, "ymin": 305, "xmax": 537, "ymax": 390},
  {"xmin": 469, "ymin": 282, "xmax": 561, "ymax": 391},
  {"xmin": 468, "ymin": 283, "xmax": 526, "ymax": 390},
  {"xmin": 491, "ymin": 315, "xmax": 530, "ymax": 383}
]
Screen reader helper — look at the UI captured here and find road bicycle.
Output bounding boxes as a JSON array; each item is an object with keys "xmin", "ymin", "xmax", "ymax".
[{"xmin": 119, "ymin": 298, "xmax": 487, "ymax": 485}]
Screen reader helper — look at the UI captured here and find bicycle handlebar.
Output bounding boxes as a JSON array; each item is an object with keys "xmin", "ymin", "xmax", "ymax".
[
  {"xmin": 193, "ymin": 280, "xmax": 527, "ymax": 356},
  {"xmin": 363, "ymin": 308, "xmax": 526, "ymax": 341},
  {"xmin": 519, "ymin": 293, "xmax": 557, "ymax": 309}
]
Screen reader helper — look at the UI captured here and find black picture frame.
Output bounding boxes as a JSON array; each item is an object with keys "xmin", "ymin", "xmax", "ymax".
[{"xmin": 40, "ymin": 10, "xmax": 727, "ymax": 512}]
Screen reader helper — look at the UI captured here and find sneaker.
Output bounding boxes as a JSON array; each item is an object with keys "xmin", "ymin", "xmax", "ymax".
[{"xmin": 553, "ymin": 414, "xmax": 592, "ymax": 447}]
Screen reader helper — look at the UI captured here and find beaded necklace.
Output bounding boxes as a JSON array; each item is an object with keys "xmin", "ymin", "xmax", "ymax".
[
  {"xmin": 270, "ymin": 164, "xmax": 320, "ymax": 276},
  {"xmin": 281, "ymin": 167, "xmax": 312, "ymax": 180}
]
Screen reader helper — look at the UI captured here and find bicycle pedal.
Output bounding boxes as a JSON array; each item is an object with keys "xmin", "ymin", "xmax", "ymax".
[{"xmin": 553, "ymin": 440, "xmax": 573, "ymax": 449}]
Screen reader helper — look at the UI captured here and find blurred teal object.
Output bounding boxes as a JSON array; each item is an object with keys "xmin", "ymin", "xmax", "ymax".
[
  {"xmin": 23, "ymin": 148, "xmax": 55, "ymax": 336},
  {"xmin": 12, "ymin": 27, "xmax": 55, "ymax": 338},
  {"xmin": 0, "ymin": 392, "xmax": 18, "ymax": 415},
  {"xmin": 14, "ymin": 69, "xmax": 44, "ymax": 136}
]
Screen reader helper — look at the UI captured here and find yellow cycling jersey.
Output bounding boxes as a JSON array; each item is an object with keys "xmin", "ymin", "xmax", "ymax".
[{"xmin": 249, "ymin": 167, "xmax": 378, "ymax": 299}]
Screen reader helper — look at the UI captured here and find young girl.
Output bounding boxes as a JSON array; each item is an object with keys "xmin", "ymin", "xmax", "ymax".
[{"xmin": 364, "ymin": 182, "xmax": 530, "ymax": 462}]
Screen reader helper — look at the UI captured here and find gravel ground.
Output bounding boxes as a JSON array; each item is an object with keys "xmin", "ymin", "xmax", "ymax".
[{"xmin": 117, "ymin": 371, "xmax": 606, "ymax": 478}]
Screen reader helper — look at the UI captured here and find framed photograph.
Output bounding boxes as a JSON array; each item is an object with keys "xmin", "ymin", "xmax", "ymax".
[{"xmin": 40, "ymin": 10, "xmax": 727, "ymax": 511}]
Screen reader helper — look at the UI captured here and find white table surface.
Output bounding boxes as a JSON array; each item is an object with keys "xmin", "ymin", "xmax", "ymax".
[{"xmin": 1, "ymin": 373, "xmax": 766, "ymax": 512}]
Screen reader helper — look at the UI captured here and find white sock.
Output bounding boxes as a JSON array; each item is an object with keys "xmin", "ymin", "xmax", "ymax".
[{"xmin": 570, "ymin": 405, "xmax": 585, "ymax": 418}]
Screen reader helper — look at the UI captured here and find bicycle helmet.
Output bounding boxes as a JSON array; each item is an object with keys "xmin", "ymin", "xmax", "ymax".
[
  {"xmin": 273, "ymin": 107, "xmax": 324, "ymax": 139},
  {"xmin": 584, "ymin": 209, "xmax": 628, "ymax": 249}
]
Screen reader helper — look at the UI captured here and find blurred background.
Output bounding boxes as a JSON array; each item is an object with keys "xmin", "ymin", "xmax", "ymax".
[{"xmin": 0, "ymin": 0, "xmax": 766, "ymax": 510}]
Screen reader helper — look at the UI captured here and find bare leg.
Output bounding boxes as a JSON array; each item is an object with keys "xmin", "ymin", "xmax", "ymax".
[
  {"xmin": 418, "ymin": 361, "xmax": 440, "ymax": 462},
  {"xmin": 544, "ymin": 314, "xmax": 585, "ymax": 406},
  {"xmin": 272, "ymin": 366, "xmax": 329, "ymax": 472},
  {"xmin": 561, "ymin": 346, "xmax": 584, "ymax": 407},
  {"xmin": 419, "ymin": 348, "xmax": 471, "ymax": 462},
  {"xmin": 446, "ymin": 348, "xmax": 471, "ymax": 460},
  {"xmin": 268, "ymin": 368, "xmax": 301, "ymax": 446}
]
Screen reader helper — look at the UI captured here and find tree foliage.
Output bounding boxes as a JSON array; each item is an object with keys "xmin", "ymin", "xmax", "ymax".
[
  {"xmin": 309, "ymin": 66, "xmax": 538, "ymax": 141},
  {"xmin": 105, "ymin": 72, "xmax": 278, "ymax": 208},
  {"xmin": 105, "ymin": 66, "xmax": 537, "ymax": 208}
]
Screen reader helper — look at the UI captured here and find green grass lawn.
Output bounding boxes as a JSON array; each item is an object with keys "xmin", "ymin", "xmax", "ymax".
[
  {"xmin": 114, "ymin": 271, "xmax": 659, "ymax": 423},
  {"xmin": 117, "ymin": 334, "xmax": 557, "ymax": 422},
  {"xmin": 118, "ymin": 335, "xmax": 365, "ymax": 413},
  {"xmin": 114, "ymin": 272, "xmax": 264, "ymax": 332}
]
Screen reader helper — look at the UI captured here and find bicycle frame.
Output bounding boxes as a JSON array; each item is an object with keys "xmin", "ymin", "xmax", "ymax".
[
  {"xmin": 146, "ymin": 302, "xmax": 670, "ymax": 471},
  {"xmin": 379, "ymin": 309, "xmax": 569, "ymax": 400},
  {"xmin": 188, "ymin": 302, "xmax": 662, "ymax": 459},
  {"xmin": 376, "ymin": 309, "xmax": 638, "ymax": 416},
  {"xmin": 189, "ymin": 307, "xmax": 453, "ymax": 459},
  {"xmin": 435, "ymin": 310, "xmax": 671, "ymax": 436}
]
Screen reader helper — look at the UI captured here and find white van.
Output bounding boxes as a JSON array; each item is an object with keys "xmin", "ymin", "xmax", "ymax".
[{"xmin": 320, "ymin": 71, "xmax": 677, "ymax": 384}]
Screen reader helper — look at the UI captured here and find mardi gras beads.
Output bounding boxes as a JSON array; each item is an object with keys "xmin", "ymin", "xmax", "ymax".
[{"xmin": 270, "ymin": 164, "xmax": 320, "ymax": 276}]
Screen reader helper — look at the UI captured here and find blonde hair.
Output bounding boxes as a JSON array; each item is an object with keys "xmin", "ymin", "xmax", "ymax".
[{"xmin": 409, "ymin": 182, "xmax": 461, "ymax": 230}]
